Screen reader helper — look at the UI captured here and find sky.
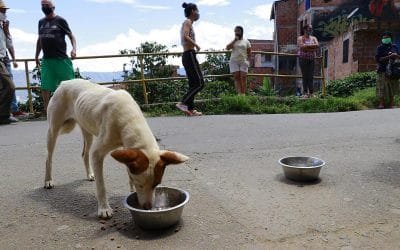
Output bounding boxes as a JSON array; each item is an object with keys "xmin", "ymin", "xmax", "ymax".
[{"xmin": 8, "ymin": 0, "xmax": 274, "ymax": 72}]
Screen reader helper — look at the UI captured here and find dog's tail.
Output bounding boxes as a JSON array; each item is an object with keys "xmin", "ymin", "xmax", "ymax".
[{"xmin": 60, "ymin": 119, "xmax": 76, "ymax": 134}]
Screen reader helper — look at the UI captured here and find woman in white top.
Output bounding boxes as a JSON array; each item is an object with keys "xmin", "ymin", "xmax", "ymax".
[{"xmin": 226, "ymin": 26, "xmax": 251, "ymax": 95}]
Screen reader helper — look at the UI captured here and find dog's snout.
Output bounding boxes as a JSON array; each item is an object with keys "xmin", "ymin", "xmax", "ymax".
[{"xmin": 142, "ymin": 202, "xmax": 152, "ymax": 210}]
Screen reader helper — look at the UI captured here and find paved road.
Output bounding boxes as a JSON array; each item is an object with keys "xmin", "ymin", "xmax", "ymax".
[{"xmin": 0, "ymin": 110, "xmax": 399, "ymax": 249}]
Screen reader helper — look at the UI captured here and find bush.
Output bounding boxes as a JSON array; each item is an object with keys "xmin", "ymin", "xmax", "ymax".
[
  {"xmin": 128, "ymin": 80, "xmax": 235, "ymax": 105},
  {"xmin": 326, "ymin": 71, "xmax": 377, "ymax": 97}
]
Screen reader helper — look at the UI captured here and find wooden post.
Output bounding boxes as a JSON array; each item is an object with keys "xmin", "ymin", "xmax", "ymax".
[
  {"xmin": 139, "ymin": 55, "xmax": 149, "ymax": 105},
  {"xmin": 24, "ymin": 61, "xmax": 34, "ymax": 114}
]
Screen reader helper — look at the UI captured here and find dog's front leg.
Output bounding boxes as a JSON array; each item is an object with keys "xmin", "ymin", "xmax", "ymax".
[
  {"xmin": 91, "ymin": 148, "xmax": 113, "ymax": 219},
  {"xmin": 81, "ymin": 129, "xmax": 95, "ymax": 181},
  {"xmin": 128, "ymin": 170, "xmax": 135, "ymax": 192}
]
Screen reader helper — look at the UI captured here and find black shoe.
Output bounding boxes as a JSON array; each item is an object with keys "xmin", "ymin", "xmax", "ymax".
[{"xmin": 0, "ymin": 118, "xmax": 11, "ymax": 125}]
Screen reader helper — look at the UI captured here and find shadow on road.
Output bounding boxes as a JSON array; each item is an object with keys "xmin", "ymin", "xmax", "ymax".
[
  {"xmin": 275, "ymin": 173, "xmax": 322, "ymax": 186},
  {"xmin": 26, "ymin": 179, "xmax": 184, "ymax": 241},
  {"xmin": 26, "ymin": 179, "xmax": 100, "ymax": 221}
]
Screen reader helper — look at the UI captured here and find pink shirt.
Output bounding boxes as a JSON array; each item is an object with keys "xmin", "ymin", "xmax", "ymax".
[{"xmin": 298, "ymin": 36, "xmax": 316, "ymax": 60}]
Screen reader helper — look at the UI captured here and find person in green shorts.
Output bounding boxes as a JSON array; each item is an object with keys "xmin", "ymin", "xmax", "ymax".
[{"xmin": 35, "ymin": 0, "xmax": 77, "ymax": 114}]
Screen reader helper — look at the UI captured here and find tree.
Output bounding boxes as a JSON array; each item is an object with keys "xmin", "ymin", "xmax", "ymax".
[
  {"xmin": 120, "ymin": 41, "xmax": 175, "ymax": 80},
  {"xmin": 201, "ymin": 50, "xmax": 232, "ymax": 83}
]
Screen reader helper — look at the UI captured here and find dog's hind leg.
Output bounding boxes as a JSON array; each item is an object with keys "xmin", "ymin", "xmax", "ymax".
[
  {"xmin": 81, "ymin": 128, "xmax": 95, "ymax": 181},
  {"xmin": 45, "ymin": 127, "xmax": 59, "ymax": 189},
  {"xmin": 91, "ymin": 141, "xmax": 114, "ymax": 219}
]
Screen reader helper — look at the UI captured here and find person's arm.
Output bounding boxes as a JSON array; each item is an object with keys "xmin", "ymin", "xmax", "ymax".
[
  {"xmin": 298, "ymin": 36, "xmax": 319, "ymax": 51},
  {"xmin": 226, "ymin": 37, "xmax": 238, "ymax": 50},
  {"xmin": 67, "ymin": 32, "xmax": 77, "ymax": 59},
  {"xmin": 6, "ymin": 39, "xmax": 17, "ymax": 68},
  {"xmin": 35, "ymin": 37, "xmax": 42, "ymax": 67},
  {"xmin": 182, "ymin": 20, "xmax": 200, "ymax": 51},
  {"xmin": 247, "ymin": 40, "xmax": 252, "ymax": 58}
]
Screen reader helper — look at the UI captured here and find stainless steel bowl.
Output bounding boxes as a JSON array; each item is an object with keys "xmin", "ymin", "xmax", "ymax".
[
  {"xmin": 123, "ymin": 186, "xmax": 189, "ymax": 230},
  {"xmin": 278, "ymin": 156, "xmax": 325, "ymax": 182}
]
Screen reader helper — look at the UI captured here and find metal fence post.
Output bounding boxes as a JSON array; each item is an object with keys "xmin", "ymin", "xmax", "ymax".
[
  {"xmin": 139, "ymin": 55, "xmax": 149, "ymax": 105},
  {"xmin": 24, "ymin": 61, "xmax": 34, "ymax": 114},
  {"xmin": 321, "ymin": 51, "xmax": 326, "ymax": 97}
]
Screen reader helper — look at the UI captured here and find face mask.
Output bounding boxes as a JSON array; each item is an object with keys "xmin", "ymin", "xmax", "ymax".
[
  {"xmin": 305, "ymin": 29, "xmax": 312, "ymax": 35},
  {"xmin": 382, "ymin": 38, "xmax": 392, "ymax": 44},
  {"xmin": 0, "ymin": 13, "xmax": 6, "ymax": 21},
  {"xmin": 194, "ymin": 13, "xmax": 200, "ymax": 21},
  {"xmin": 42, "ymin": 6, "xmax": 54, "ymax": 15}
]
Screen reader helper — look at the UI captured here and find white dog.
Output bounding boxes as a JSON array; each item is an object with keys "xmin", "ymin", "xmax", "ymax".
[{"xmin": 45, "ymin": 79, "xmax": 189, "ymax": 219}]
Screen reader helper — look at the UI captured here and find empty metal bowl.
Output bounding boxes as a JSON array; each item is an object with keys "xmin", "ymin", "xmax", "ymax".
[
  {"xmin": 278, "ymin": 156, "xmax": 325, "ymax": 182},
  {"xmin": 123, "ymin": 186, "xmax": 189, "ymax": 230}
]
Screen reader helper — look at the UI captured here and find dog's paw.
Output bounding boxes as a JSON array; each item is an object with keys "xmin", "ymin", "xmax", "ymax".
[
  {"xmin": 87, "ymin": 174, "xmax": 95, "ymax": 181},
  {"xmin": 44, "ymin": 180, "xmax": 54, "ymax": 189},
  {"xmin": 98, "ymin": 207, "xmax": 113, "ymax": 219}
]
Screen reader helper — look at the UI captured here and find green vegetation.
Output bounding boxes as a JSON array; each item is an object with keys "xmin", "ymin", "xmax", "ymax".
[
  {"xmin": 326, "ymin": 71, "xmax": 377, "ymax": 97},
  {"xmin": 142, "ymin": 87, "xmax": 382, "ymax": 117},
  {"xmin": 19, "ymin": 41, "xmax": 382, "ymax": 118}
]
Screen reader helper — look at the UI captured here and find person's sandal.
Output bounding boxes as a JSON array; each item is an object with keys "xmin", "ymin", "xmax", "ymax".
[{"xmin": 189, "ymin": 110, "xmax": 203, "ymax": 116}]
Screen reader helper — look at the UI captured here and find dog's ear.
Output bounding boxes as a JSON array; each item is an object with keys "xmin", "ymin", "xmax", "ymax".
[
  {"xmin": 160, "ymin": 150, "xmax": 189, "ymax": 165},
  {"xmin": 111, "ymin": 149, "xmax": 149, "ymax": 175}
]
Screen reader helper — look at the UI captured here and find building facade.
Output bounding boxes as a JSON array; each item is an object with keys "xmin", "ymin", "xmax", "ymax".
[{"xmin": 271, "ymin": 0, "xmax": 400, "ymax": 90}]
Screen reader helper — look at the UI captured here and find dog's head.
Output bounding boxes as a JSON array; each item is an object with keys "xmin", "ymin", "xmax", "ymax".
[{"xmin": 111, "ymin": 148, "xmax": 189, "ymax": 210}]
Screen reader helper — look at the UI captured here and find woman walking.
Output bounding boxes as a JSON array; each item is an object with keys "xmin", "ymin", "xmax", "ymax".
[
  {"xmin": 226, "ymin": 26, "xmax": 251, "ymax": 95},
  {"xmin": 176, "ymin": 2, "xmax": 204, "ymax": 116}
]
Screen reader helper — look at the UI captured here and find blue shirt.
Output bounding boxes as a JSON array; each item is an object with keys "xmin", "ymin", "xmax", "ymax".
[{"xmin": 375, "ymin": 43, "xmax": 399, "ymax": 73}]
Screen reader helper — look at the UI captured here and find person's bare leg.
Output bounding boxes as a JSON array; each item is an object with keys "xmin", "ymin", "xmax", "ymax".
[
  {"xmin": 233, "ymin": 72, "xmax": 241, "ymax": 95},
  {"xmin": 42, "ymin": 90, "xmax": 51, "ymax": 115},
  {"xmin": 240, "ymin": 71, "xmax": 247, "ymax": 95}
]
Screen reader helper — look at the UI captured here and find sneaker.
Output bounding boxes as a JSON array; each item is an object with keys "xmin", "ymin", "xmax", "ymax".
[
  {"xmin": 8, "ymin": 116, "xmax": 19, "ymax": 123},
  {"xmin": 12, "ymin": 111, "xmax": 28, "ymax": 117},
  {"xmin": 0, "ymin": 117, "xmax": 18, "ymax": 125},
  {"xmin": 189, "ymin": 110, "xmax": 203, "ymax": 116},
  {"xmin": 0, "ymin": 118, "xmax": 11, "ymax": 125}
]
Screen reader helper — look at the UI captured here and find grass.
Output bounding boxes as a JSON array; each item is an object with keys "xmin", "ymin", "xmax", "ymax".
[{"xmin": 142, "ymin": 88, "xmax": 384, "ymax": 117}]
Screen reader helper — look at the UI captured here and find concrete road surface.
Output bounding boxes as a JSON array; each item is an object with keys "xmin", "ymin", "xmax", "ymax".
[{"xmin": 0, "ymin": 110, "xmax": 399, "ymax": 249}]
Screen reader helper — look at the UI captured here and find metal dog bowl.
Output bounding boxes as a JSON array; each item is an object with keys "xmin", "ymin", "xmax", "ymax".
[
  {"xmin": 124, "ymin": 186, "xmax": 189, "ymax": 230},
  {"xmin": 278, "ymin": 156, "xmax": 325, "ymax": 182}
]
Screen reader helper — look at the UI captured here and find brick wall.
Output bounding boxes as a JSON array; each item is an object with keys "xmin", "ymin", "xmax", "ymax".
[
  {"xmin": 353, "ymin": 30, "xmax": 381, "ymax": 72},
  {"xmin": 276, "ymin": 0, "xmax": 298, "ymax": 47},
  {"xmin": 248, "ymin": 40, "xmax": 274, "ymax": 89},
  {"xmin": 323, "ymin": 25, "xmax": 390, "ymax": 80},
  {"xmin": 311, "ymin": 0, "xmax": 345, "ymax": 8}
]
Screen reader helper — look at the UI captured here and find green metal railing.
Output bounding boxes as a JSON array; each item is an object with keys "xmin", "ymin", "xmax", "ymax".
[{"xmin": 15, "ymin": 50, "xmax": 325, "ymax": 114}]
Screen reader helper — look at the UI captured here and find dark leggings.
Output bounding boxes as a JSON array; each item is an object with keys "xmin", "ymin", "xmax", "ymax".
[
  {"xmin": 299, "ymin": 58, "xmax": 315, "ymax": 94},
  {"xmin": 0, "ymin": 61, "xmax": 14, "ymax": 120},
  {"xmin": 181, "ymin": 50, "xmax": 205, "ymax": 110}
]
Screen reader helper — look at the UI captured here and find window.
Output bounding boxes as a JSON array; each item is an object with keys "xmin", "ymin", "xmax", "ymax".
[
  {"xmin": 279, "ymin": 56, "xmax": 297, "ymax": 71},
  {"xmin": 305, "ymin": 0, "xmax": 311, "ymax": 10},
  {"xmin": 324, "ymin": 49, "xmax": 328, "ymax": 68},
  {"xmin": 343, "ymin": 39, "xmax": 349, "ymax": 63},
  {"xmin": 254, "ymin": 54, "xmax": 273, "ymax": 68}
]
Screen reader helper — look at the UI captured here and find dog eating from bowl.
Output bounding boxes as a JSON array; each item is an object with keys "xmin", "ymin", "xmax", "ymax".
[{"xmin": 44, "ymin": 79, "xmax": 189, "ymax": 218}]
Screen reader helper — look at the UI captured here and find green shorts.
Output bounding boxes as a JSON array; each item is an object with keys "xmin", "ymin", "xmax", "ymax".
[{"xmin": 41, "ymin": 58, "xmax": 75, "ymax": 92}]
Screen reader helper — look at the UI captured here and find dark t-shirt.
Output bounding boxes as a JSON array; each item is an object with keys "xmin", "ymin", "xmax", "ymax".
[
  {"xmin": 375, "ymin": 43, "xmax": 399, "ymax": 73},
  {"xmin": 38, "ymin": 16, "xmax": 71, "ymax": 59}
]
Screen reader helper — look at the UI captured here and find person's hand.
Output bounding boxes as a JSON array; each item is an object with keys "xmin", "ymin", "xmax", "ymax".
[
  {"xmin": 12, "ymin": 61, "xmax": 18, "ymax": 68},
  {"xmin": 70, "ymin": 49, "xmax": 76, "ymax": 59},
  {"xmin": 195, "ymin": 44, "xmax": 201, "ymax": 52},
  {"xmin": 390, "ymin": 52, "xmax": 398, "ymax": 59}
]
